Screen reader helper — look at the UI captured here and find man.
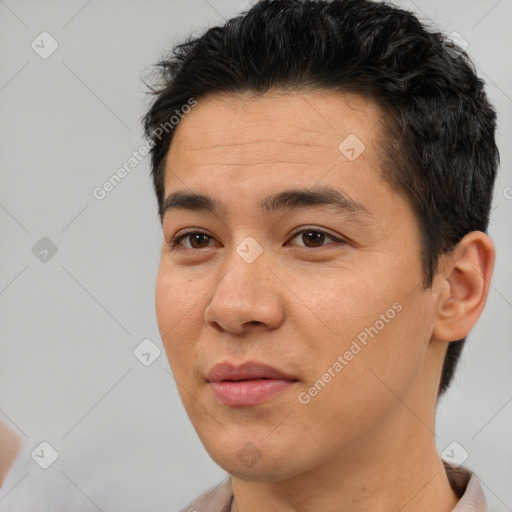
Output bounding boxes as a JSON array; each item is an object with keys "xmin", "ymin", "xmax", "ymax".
[{"xmin": 142, "ymin": 0, "xmax": 498, "ymax": 510}]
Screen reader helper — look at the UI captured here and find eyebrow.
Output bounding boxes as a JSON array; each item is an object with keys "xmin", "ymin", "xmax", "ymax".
[{"xmin": 162, "ymin": 186, "xmax": 372, "ymax": 219}]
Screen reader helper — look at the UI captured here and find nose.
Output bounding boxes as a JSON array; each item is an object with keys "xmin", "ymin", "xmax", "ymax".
[{"xmin": 204, "ymin": 245, "xmax": 285, "ymax": 335}]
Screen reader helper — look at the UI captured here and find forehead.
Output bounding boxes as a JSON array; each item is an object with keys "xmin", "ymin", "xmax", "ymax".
[
  {"xmin": 159, "ymin": 90, "xmax": 420, "ymax": 253},
  {"xmin": 165, "ymin": 89, "xmax": 385, "ymax": 174}
]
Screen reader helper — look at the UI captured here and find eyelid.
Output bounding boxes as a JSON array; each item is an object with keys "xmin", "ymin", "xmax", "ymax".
[
  {"xmin": 168, "ymin": 226, "xmax": 347, "ymax": 250},
  {"xmin": 288, "ymin": 226, "xmax": 341, "ymax": 242},
  {"xmin": 168, "ymin": 228, "xmax": 217, "ymax": 249}
]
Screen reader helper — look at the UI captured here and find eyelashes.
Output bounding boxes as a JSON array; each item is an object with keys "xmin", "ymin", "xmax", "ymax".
[
  {"xmin": 167, "ymin": 227, "xmax": 347, "ymax": 251},
  {"xmin": 170, "ymin": 231, "xmax": 214, "ymax": 250}
]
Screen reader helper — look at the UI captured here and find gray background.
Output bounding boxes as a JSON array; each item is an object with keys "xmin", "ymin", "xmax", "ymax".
[{"xmin": 0, "ymin": 0, "xmax": 511, "ymax": 510}]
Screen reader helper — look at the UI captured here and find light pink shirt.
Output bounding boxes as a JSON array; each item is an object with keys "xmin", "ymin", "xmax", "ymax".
[{"xmin": 178, "ymin": 463, "xmax": 487, "ymax": 512}]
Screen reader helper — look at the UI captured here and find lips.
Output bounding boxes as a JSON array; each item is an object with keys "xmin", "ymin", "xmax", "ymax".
[
  {"xmin": 206, "ymin": 361, "xmax": 298, "ymax": 407},
  {"xmin": 206, "ymin": 361, "xmax": 297, "ymax": 383}
]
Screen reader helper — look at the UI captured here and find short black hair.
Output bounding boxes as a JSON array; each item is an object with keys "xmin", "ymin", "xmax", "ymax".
[{"xmin": 141, "ymin": 0, "xmax": 499, "ymax": 396}]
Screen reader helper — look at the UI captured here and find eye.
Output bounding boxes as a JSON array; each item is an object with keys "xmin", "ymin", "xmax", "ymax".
[
  {"xmin": 169, "ymin": 231, "xmax": 216, "ymax": 250},
  {"xmin": 167, "ymin": 227, "xmax": 345, "ymax": 251},
  {"xmin": 287, "ymin": 228, "xmax": 344, "ymax": 248}
]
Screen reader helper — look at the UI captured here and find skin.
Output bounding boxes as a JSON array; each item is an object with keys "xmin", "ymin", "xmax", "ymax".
[
  {"xmin": 0, "ymin": 422, "xmax": 20, "ymax": 488},
  {"xmin": 155, "ymin": 90, "xmax": 495, "ymax": 512}
]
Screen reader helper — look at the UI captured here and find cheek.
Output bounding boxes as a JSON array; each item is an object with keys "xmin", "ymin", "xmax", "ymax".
[
  {"xmin": 342, "ymin": 292, "xmax": 433, "ymax": 400},
  {"xmin": 155, "ymin": 271, "xmax": 174, "ymax": 343},
  {"xmin": 297, "ymin": 301, "xmax": 431, "ymax": 442},
  {"xmin": 310, "ymin": 266, "xmax": 429, "ymax": 383},
  {"xmin": 318, "ymin": 271, "xmax": 388, "ymax": 334},
  {"xmin": 155, "ymin": 267, "xmax": 197, "ymax": 370},
  {"xmin": 155, "ymin": 260, "xmax": 198, "ymax": 330}
]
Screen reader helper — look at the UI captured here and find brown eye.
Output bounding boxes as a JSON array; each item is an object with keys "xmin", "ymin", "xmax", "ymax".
[
  {"xmin": 288, "ymin": 229, "xmax": 342, "ymax": 248},
  {"xmin": 300, "ymin": 231, "xmax": 326, "ymax": 247},
  {"xmin": 172, "ymin": 232, "xmax": 215, "ymax": 249}
]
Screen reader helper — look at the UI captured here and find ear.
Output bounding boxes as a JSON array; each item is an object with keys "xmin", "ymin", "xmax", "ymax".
[{"xmin": 432, "ymin": 231, "xmax": 495, "ymax": 342}]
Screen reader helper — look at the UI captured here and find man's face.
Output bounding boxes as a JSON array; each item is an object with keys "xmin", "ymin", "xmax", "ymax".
[{"xmin": 156, "ymin": 90, "xmax": 441, "ymax": 481}]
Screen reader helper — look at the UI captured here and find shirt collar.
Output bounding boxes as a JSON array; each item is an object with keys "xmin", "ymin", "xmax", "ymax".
[{"xmin": 444, "ymin": 461, "xmax": 488, "ymax": 511}]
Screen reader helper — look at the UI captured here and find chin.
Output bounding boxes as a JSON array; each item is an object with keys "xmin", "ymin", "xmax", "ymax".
[
  {"xmin": 207, "ymin": 445, "xmax": 304, "ymax": 483},
  {"xmin": 223, "ymin": 462, "xmax": 294, "ymax": 482}
]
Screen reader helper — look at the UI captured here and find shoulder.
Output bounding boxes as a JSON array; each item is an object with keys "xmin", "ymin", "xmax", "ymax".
[
  {"xmin": 176, "ymin": 476, "xmax": 234, "ymax": 512},
  {"xmin": 444, "ymin": 461, "xmax": 488, "ymax": 512}
]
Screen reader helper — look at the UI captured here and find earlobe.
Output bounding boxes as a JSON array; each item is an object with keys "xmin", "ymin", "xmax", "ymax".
[{"xmin": 432, "ymin": 231, "xmax": 495, "ymax": 342}]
